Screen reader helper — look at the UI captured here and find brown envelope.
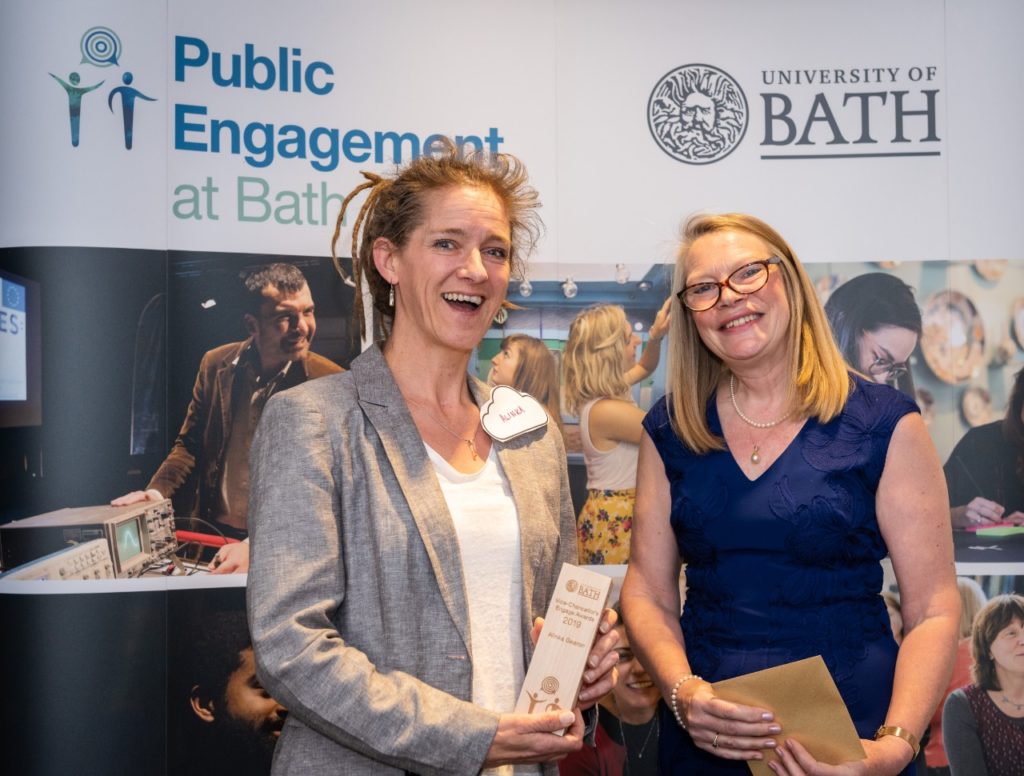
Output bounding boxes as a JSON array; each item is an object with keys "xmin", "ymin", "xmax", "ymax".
[{"xmin": 712, "ymin": 655, "xmax": 866, "ymax": 776}]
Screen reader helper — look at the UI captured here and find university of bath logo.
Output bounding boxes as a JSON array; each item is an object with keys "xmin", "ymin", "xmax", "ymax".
[{"xmin": 647, "ymin": 63, "xmax": 748, "ymax": 165}]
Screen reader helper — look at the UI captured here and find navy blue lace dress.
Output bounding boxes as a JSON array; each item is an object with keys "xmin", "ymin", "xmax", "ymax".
[{"xmin": 642, "ymin": 376, "xmax": 918, "ymax": 775}]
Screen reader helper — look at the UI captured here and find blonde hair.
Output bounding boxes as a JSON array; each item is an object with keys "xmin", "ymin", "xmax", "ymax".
[
  {"xmin": 563, "ymin": 305, "xmax": 631, "ymax": 417},
  {"xmin": 957, "ymin": 577, "xmax": 988, "ymax": 640},
  {"xmin": 668, "ymin": 213, "xmax": 850, "ymax": 453},
  {"xmin": 499, "ymin": 334, "xmax": 563, "ymax": 434},
  {"xmin": 331, "ymin": 138, "xmax": 541, "ymax": 340}
]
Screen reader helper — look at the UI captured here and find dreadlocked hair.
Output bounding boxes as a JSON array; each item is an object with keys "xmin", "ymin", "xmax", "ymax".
[{"xmin": 330, "ymin": 137, "xmax": 542, "ymax": 341}]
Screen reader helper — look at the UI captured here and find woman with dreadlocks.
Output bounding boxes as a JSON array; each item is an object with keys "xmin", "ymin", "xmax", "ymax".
[{"xmin": 246, "ymin": 139, "xmax": 619, "ymax": 776}]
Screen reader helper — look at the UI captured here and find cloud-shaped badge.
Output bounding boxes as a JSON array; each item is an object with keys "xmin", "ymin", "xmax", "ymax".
[{"xmin": 480, "ymin": 385, "xmax": 549, "ymax": 442}]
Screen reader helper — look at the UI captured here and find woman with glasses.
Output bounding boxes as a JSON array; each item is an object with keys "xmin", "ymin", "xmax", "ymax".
[
  {"xmin": 824, "ymin": 273, "xmax": 923, "ymax": 398},
  {"xmin": 563, "ymin": 302, "xmax": 670, "ymax": 564},
  {"xmin": 621, "ymin": 213, "xmax": 959, "ymax": 775}
]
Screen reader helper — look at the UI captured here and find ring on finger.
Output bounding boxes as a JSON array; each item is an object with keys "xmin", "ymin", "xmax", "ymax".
[{"xmin": 712, "ymin": 732, "xmax": 720, "ymax": 748}]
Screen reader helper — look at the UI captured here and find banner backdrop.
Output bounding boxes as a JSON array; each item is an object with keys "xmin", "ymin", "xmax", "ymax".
[
  {"xmin": 2, "ymin": 0, "xmax": 1022, "ymax": 277},
  {"xmin": 1, "ymin": 3, "xmax": 1023, "ymax": 775}
]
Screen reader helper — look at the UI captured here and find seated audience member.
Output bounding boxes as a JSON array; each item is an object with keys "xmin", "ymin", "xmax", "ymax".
[
  {"xmin": 560, "ymin": 602, "xmax": 660, "ymax": 776},
  {"xmin": 925, "ymin": 577, "xmax": 988, "ymax": 775},
  {"xmin": 489, "ymin": 333, "xmax": 564, "ymax": 435},
  {"xmin": 170, "ymin": 610, "xmax": 287, "ymax": 775},
  {"xmin": 944, "ymin": 366, "xmax": 1024, "ymax": 528},
  {"xmin": 824, "ymin": 272, "xmax": 922, "ymax": 398},
  {"xmin": 943, "ymin": 594, "xmax": 1024, "ymax": 776},
  {"xmin": 112, "ymin": 263, "xmax": 342, "ymax": 573},
  {"xmin": 563, "ymin": 301, "xmax": 670, "ymax": 564}
]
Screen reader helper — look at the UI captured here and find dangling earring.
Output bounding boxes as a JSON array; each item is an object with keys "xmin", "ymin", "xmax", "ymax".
[{"xmin": 388, "ymin": 283, "xmax": 395, "ymax": 307}]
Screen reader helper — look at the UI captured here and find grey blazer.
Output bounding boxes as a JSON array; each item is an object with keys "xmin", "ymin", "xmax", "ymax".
[{"xmin": 247, "ymin": 344, "xmax": 576, "ymax": 775}]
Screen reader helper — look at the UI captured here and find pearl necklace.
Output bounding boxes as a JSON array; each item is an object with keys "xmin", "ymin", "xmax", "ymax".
[{"xmin": 729, "ymin": 374, "xmax": 790, "ymax": 464}]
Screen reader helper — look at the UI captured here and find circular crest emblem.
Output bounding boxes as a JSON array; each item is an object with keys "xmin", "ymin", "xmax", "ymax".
[
  {"xmin": 647, "ymin": 63, "xmax": 748, "ymax": 165},
  {"xmin": 565, "ymin": 579, "xmax": 578, "ymax": 593},
  {"xmin": 541, "ymin": 676, "xmax": 560, "ymax": 695}
]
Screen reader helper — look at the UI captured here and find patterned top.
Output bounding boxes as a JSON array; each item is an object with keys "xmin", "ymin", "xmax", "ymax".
[
  {"xmin": 943, "ymin": 684, "xmax": 1024, "ymax": 776},
  {"xmin": 642, "ymin": 375, "xmax": 918, "ymax": 775}
]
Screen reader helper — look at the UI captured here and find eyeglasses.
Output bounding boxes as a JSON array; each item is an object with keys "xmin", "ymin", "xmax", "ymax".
[
  {"xmin": 676, "ymin": 257, "xmax": 781, "ymax": 312},
  {"xmin": 867, "ymin": 355, "xmax": 909, "ymax": 382}
]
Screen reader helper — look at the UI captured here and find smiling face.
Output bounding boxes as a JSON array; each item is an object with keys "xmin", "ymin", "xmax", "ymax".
[
  {"xmin": 375, "ymin": 185, "xmax": 511, "ymax": 357},
  {"xmin": 609, "ymin": 627, "xmax": 660, "ymax": 720},
  {"xmin": 490, "ymin": 340, "xmax": 521, "ymax": 386},
  {"xmin": 245, "ymin": 283, "xmax": 316, "ymax": 375},
  {"xmin": 684, "ymin": 229, "xmax": 790, "ymax": 369}
]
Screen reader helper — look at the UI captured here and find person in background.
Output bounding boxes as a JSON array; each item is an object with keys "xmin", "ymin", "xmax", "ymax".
[
  {"xmin": 824, "ymin": 272, "xmax": 922, "ymax": 398},
  {"xmin": 170, "ymin": 609, "xmax": 287, "ymax": 776},
  {"xmin": 924, "ymin": 577, "xmax": 988, "ymax": 775},
  {"xmin": 490, "ymin": 333, "xmax": 564, "ymax": 435},
  {"xmin": 563, "ymin": 301, "xmax": 670, "ymax": 564},
  {"xmin": 622, "ymin": 213, "xmax": 959, "ymax": 775},
  {"xmin": 943, "ymin": 366, "xmax": 1024, "ymax": 528},
  {"xmin": 111, "ymin": 263, "xmax": 342, "ymax": 574},
  {"xmin": 559, "ymin": 601, "xmax": 661, "ymax": 776},
  {"xmin": 943, "ymin": 594, "xmax": 1024, "ymax": 776},
  {"xmin": 246, "ymin": 140, "xmax": 618, "ymax": 775}
]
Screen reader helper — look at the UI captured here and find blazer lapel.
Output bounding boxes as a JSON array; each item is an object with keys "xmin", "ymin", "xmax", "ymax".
[
  {"xmin": 352, "ymin": 346, "xmax": 471, "ymax": 654},
  {"xmin": 470, "ymin": 379, "xmax": 559, "ymax": 623},
  {"xmin": 215, "ymin": 341, "xmax": 245, "ymax": 445}
]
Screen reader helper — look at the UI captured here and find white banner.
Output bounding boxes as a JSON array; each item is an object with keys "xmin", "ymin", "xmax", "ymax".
[{"xmin": 1, "ymin": 0, "xmax": 1022, "ymax": 278}]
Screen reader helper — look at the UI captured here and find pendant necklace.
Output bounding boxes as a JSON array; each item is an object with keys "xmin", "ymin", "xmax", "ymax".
[
  {"xmin": 617, "ymin": 714, "xmax": 658, "ymax": 774},
  {"xmin": 729, "ymin": 374, "xmax": 790, "ymax": 464},
  {"xmin": 406, "ymin": 397, "xmax": 480, "ymax": 460},
  {"xmin": 1001, "ymin": 693, "xmax": 1024, "ymax": 712}
]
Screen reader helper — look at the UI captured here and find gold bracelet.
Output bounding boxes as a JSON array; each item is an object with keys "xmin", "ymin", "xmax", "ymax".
[{"xmin": 874, "ymin": 725, "xmax": 920, "ymax": 757}]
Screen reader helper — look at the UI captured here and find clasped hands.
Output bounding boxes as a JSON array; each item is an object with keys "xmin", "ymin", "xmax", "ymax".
[
  {"xmin": 678, "ymin": 681, "xmax": 913, "ymax": 775},
  {"xmin": 483, "ymin": 609, "xmax": 619, "ymax": 767}
]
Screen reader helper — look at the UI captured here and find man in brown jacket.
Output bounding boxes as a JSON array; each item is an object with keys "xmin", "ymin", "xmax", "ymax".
[{"xmin": 113, "ymin": 263, "xmax": 342, "ymax": 572}]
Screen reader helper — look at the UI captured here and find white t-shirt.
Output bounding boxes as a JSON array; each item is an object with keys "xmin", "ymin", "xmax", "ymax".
[{"xmin": 424, "ymin": 444, "xmax": 541, "ymax": 776}]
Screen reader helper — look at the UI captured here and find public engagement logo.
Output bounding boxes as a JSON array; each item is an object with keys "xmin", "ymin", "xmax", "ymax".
[
  {"xmin": 648, "ymin": 63, "xmax": 749, "ymax": 165},
  {"xmin": 49, "ymin": 26, "xmax": 156, "ymax": 148}
]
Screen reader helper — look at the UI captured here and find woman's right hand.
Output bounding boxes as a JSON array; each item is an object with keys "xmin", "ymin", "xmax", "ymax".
[
  {"xmin": 680, "ymin": 680, "xmax": 781, "ymax": 762},
  {"xmin": 483, "ymin": 709, "xmax": 583, "ymax": 767},
  {"xmin": 951, "ymin": 496, "xmax": 1006, "ymax": 527}
]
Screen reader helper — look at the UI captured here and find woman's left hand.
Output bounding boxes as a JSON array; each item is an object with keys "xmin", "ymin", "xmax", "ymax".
[
  {"xmin": 529, "ymin": 609, "xmax": 620, "ymax": 709},
  {"xmin": 769, "ymin": 736, "xmax": 913, "ymax": 776}
]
